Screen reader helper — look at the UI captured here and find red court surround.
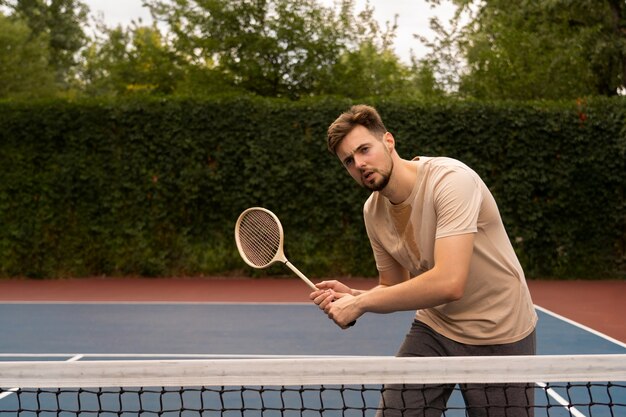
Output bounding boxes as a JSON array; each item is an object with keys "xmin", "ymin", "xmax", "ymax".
[{"xmin": 0, "ymin": 277, "xmax": 624, "ymax": 343}]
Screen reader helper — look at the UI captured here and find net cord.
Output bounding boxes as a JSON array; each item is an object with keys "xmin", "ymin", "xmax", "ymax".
[{"xmin": 1, "ymin": 355, "xmax": 624, "ymax": 389}]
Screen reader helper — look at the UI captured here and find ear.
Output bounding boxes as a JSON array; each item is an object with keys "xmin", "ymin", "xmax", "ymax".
[{"xmin": 383, "ymin": 132, "xmax": 395, "ymax": 152}]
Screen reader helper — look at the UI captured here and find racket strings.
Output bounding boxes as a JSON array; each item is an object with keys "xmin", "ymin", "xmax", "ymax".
[{"xmin": 238, "ymin": 210, "xmax": 282, "ymax": 267}]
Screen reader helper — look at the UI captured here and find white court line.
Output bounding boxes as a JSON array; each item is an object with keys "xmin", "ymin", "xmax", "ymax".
[
  {"xmin": 0, "ymin": 353, "xmax": 617, "ymax": 417},
  {"xmin": 0, "ymin": 388, "xmax": 17, "ymax": 400},
  {"xmin": 0, "ymin": 353, "xmax": 367, "ymax": 359},
  {"xmin": 0, "ymin": 354, "xmax": 83, "ymax": 400},
  {"xmin": 535, "ymin": 305, "xmax": 626, "ymax": 349},
  {"xmin": 536, "ymin": 382, "xmax": 586, "ymax": 417},
  {"xmin": 533, "ymin": 304, "xmax": 625, "ymax": 417},
  {"xmin": 1, "ymin": 304, "xmax": 621, "ymax": 417}
]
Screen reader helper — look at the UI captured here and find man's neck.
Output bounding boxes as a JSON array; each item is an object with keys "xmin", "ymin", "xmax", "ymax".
[{"xmin": 380, "ymin": 158, "xmax": 417, "ymax": 205}]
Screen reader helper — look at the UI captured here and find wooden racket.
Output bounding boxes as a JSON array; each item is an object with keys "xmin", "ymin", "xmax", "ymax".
[
  {"xmin": 235, "ymin": 207, "xmax": 355, "ymax": 326},
  {"xmin": 235, "ymin": 207, "xmax": 316, "ymax": 290}
]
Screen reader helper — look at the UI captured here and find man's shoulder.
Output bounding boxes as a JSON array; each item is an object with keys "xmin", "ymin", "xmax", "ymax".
[
  {"xmin": 363, "ymin": 191, "xmax": 378, "ymax": 211},
  {"xmin": 420, "ymin": 156, "xmax": 480, "ymax": 181},
  {"xmin": 420, "ymin": 156, "xmax": 470, "ymax": 170},
  {"xmin": 363, "ymin": 191, "xmax": 386, "ymax": 218}
]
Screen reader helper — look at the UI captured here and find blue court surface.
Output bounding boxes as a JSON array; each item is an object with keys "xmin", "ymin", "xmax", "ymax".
[
  {"xmin": 0, "ymin": 303, "xmax": 624, "ymax": 355},
  {"xmin": 0, "ymin": 302, "xmax": 624, "ymax": 416}
]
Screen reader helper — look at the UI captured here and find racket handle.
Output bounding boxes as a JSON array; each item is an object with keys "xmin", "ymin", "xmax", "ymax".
[
  {"xmin": 285, "ymin": 261, "xmax": 317, "ymax": 290},
  {"xmin": 285, "ymin": 261, "xmax": 357, "ymax": 328}
]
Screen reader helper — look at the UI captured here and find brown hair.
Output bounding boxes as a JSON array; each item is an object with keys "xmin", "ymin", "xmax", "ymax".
[{"xmin": 327, "ymin": 105, "xmax": 387, "ymax": 154}]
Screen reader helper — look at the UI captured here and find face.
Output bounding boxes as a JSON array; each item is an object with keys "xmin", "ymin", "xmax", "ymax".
[{"xmin": 336, "ymin": 125, "xmax": 394, "ymax": 192}]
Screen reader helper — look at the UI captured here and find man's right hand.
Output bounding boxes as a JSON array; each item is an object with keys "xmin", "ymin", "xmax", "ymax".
[{"xmin": 309, "ymin": 280, "xmax": 352, "ymax": 309}]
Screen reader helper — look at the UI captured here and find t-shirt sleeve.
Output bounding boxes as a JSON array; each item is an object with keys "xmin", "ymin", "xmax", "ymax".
[
  {"xmin": 366, "ymin": 227, "xmax": 398, "ymax": 272},
  {"xmin": 363, "ymin": 204, "xmax": 401, "ymax": 272},
  {"xmin": 433, "ymin": 167, "xmax": 482, "ymax": 239}
]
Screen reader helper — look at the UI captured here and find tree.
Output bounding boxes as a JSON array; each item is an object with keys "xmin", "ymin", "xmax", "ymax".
[
  {"xmin": 0, "ymin": 13, "xmax": 57, "ymax": 98},
  {"xmin": 323, "ymin": 3, "xmax": 446, "ymax": 99},
  {"xmin": 423, "ymin": 0, "xmax": 626, "ymax": 99},
  {"xmin": 144, "ymin": 0, "xmax": 411, "ymax": 99},
  {"xmin": 408, "ymin": 59, "xmax": 447, "ymax": 99},
  {"xmin": 82, "ymin": 23, "xmax": 184, "ymax": 96},
  {"xmin": 2, "ymin": 0, "xmax": 89, "ymax": 90},
  {"xmin": 325, "ymin": 41, "xmax": 410, "ymax": 98}
]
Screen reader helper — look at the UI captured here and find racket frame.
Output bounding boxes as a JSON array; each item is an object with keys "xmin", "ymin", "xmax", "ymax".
[{"xmin": 235, "ymin": 207, "xmax": 316, "ymax": 290}]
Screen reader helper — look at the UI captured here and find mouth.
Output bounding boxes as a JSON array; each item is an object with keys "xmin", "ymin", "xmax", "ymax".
[{"xmin": 362, "ymin": 170, "xmax": 376, "ymax": 183}]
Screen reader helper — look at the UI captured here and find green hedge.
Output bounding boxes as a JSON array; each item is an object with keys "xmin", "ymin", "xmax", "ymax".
[{"xmin": 0, "ymin": 96, "xmax": 624, "ymax": 279}]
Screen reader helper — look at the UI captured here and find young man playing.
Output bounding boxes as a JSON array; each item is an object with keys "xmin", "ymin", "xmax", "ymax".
[{"xmin": 310, "ymin": 105, "xmax": 538, "ymax": 417}]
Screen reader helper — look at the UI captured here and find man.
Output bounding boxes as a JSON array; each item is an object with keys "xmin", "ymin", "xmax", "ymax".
[{"xmin": 310, "ymin": 104, "xmax": 538, "ymax": 417}]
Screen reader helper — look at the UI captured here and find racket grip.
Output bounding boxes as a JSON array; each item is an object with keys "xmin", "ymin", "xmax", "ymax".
[{"xmin": 285, "ymin": 261, "xmax": 357, "ymax": 328}]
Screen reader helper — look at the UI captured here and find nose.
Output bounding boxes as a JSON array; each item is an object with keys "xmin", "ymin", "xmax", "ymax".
[{"xmin": 353, "ymin": 154, "xmax": 366, "ymax": 169}]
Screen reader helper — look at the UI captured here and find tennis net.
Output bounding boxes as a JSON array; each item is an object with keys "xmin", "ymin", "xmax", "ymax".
[{"xmin": 1, "ymin": 354, "xmax": 625, "ymax": 417}]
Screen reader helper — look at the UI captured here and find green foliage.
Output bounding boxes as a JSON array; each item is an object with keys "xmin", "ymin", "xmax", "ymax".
[
  {"xmin": 468, "ymin": 1, "xmax": 619, "ymax": 98},
  {"xmin": 325, "ymin": 42, "xmax": 412, "ymax": 98},
  {"xmin": 380, "ymin": 97, "xmax": 626, "ymax": 278},
  {"xmin": 425, "ymin": 0, "xmax": 626, "ymax": 98},
  {"xmin": 0, "ymin": 97, "xmax": 624, "ymax": 279},
  {"xmin": 2, "ymin": 0, "xmax": 89, "ymax": 90},
  {"xmin": 143, "ymin": 0, "xmax": 415, "ymax": 99},
  {"xmin": 0, "ymin": 0, "xmax": 434, "ymax": 100},
  {"xmin": 82, "ymin": 24, "xmax": 184, "ymax": 96},
  {"xmin": 6, "ymin": 0, "xmax": 626, "ymax": 101},
  {"xmin": 146, "ymin": 0, "xmax": 340, "ymax": 98},
  {"xmin": 0, "ymin": 13, "xmax": 57, "ymax": 98}
]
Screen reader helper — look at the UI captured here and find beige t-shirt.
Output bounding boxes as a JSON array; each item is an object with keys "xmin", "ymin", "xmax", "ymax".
[{"xmin": 363, "ymin": 157, "xmax": 537, "ymax": 345}]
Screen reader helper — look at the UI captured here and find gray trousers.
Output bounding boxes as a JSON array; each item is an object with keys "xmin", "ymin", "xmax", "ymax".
[{"xmin": 377, "ymin": 320, "xmax": 536, "ymax": 417}]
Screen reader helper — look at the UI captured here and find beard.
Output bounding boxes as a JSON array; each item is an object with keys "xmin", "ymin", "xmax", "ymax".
[{"xmin": 362, "ymin": 160, "xmax": 393, "ymax": 192}]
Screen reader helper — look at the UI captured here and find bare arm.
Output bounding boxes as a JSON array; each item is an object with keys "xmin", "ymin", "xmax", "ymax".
[
  {"xmin": 309, "ymin": 258, "xmax": 408, "ymax": 306},
  {"xmin": 320, "ymin": 232, "xmax": 475, "ymax": 327}
]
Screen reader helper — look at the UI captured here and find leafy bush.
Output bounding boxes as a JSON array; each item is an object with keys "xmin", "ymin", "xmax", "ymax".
[{"xmin": 0, "ymin": 96, "xmax": 623, "ymax": 279}]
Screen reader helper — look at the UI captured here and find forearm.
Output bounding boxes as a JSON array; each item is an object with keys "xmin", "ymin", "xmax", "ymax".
[
  {"xmin": 350, "ymin": 284, "xmax": 386, "ymax": 297},
  {"xmin": 354, "ymin": 270, "xmax": 463, "ymax": 314},
  {"xmin": 354, "ymin": 234, "xmax": 474, "ymax": 314},
  {"xmin": 314, "ymin": 235, "xmax": 473, "ymax": 328}
]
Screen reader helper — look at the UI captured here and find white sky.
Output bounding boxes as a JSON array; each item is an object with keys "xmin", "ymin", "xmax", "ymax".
[{"xmin": 83, "ymin": 0, "xmax": 458, "ymax": 63}]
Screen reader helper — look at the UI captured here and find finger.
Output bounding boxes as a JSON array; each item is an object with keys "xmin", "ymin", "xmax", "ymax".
[
  {"xmin": 315, "ymin": 281, "xmax": 334, "ymax": 290},
  {"xmin": 331, "ymin": 291, "xmax": 348, "ymax": 300},
  {"xmin": 322, "ymin": 290, "xmax": 337, "ymax": 313},
  {"xmin": 341, "ymin": 319, "xmax": 357, "ymax": 329},
  {"xmin": 329, "ymin": 314, "xmax": 348, "ymax": 330},
  {"xmin": 317, "ymin": 296, "xmax": 332, "ymax": 310},
  {"xmin": 310, "ymin": 288, "xmax": 334, "ymax": 301},
  {"xmin": 309, "ymin": 289, "xmax": 325, "ymax": 300},
  {"xmin": 314, "ymin": 290, "xmax": 334, "ymax": 308}
]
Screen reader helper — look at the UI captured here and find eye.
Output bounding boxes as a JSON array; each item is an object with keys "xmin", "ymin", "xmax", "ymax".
[{"xmin": 344, "ymin": 157, "xmax": 354, "ymax": 167}]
